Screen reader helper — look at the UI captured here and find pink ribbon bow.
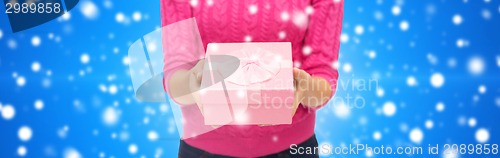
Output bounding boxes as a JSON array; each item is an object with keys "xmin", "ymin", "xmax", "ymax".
[{"xmin": 226, "ymin": 47, "xmax": 281, "ymax": 85}]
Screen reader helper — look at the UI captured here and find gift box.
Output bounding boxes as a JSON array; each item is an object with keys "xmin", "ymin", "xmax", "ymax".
[{"xmin": 200, "ymin": 42, "xmax": 294, "ymax": 125}]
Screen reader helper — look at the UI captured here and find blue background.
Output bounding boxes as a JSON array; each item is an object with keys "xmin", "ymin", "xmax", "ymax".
[{"xmin": 1, "ymin": 0, "xmax": 499, "ymax": 157}]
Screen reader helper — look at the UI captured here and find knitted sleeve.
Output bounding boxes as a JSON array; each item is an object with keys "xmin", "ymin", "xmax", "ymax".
[
  {"xmin": 161, "ymin": 0, "xmax": 203, "ymax": 95},
  {"xmin": 301, "ymin": 0, "xmax": 343, "ymax": 102},
  {"xmin": 161, "ymin": 0, "xmax": 192, "ymax": 26}
]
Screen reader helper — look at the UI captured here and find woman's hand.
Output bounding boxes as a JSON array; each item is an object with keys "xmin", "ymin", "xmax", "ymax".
[
  {"xmin": 168, "ymin": 60, "xmax": 205, "ymax": 109},
  {"xmin": 187, "ymin": 60, "xmax": 206, "ymax": 113},
  {"xmin": 292, "ymin": 68, "xmax": 333, "ymax": 115},
  {"xmin": 292, "ymin": 68, "xmax": 310, "ymax": 115}
]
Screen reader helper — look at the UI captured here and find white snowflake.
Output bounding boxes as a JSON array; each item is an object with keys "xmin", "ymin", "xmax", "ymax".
[
  {"xmin": 244, "ymin": 35, "xmax": 252, "ymax": 42},
  {"xmin": 427, "ymin": 53, "xmax": 438, "ymax": 65},
  {"xmin": 468, "ymin": 117, "xmax": 477, "ymax": 127},
  {"xmin": 280, "ymin": 12, "xmax": 290, "ymax": 21},
  {"xmin": 148, "ymin": 131, "xmax": 159, "ymax": 141},
  {"xmin": 342, "ymin": 63, "xmax": 352, "ymax": 73},
  {"xmin": 425, "ymin": 120, "xmax": 434, "ymax": 129},
  {"xmin": 452, "ymin": 14, "xmax": 463, "ymax": 25},
  {"xmin": 18, "ymin": 126, "xmax": 33, "ymax": 142},
  {"xmin": 278, "ymin": 31, "xmax": 286, "ymax": 39},
  {"xmin": 1, "ymin": 104, "xmax": 15, "ymax": 120},
  {"xmin": 399, "ymin": 20, "xmax": 409, "ymax": 31},
  {"xmin": 373, "ymin": 131, "xmax": 382, "ymax": 141},
  {"xmin": 8, "ymin": 39, "xmax": 17, "ymax": 49},
  {"xmin": 478, "ymin": 85, "xmax": 487, "ymax": 94},
  {"xmin": 382, "ymin": 101, "xmax": 396, "ymax": 117},
  {"xmin": 475, "ymin": 128, "xmax": 490, "ymax": 143},
  {"xmin": 292, "ymin": 12, "xmax": 308, "ymax": 28},
  {"xmin": 368, "ymin": 50, "xmax": 376, "ymax": 59},
  {"xmin": 123, "ymin": 56, "xmax": 131, "ymax": 65},
  {"xmin": 31, "ymin": 36, "xmax": 41, "ymax": 47},
  {"xmin": 333, "ymin": 103, "xmax": 350, "ymax": 119},
  {"xmin": 147, "ymin": 42, "xmax": 157, "ymax": 52},
  {"xmin": 132, "ymin": 11, "xmax": 142, "ymax": 22},
  {"xmin": 305, "ymin": 6, "xmax": 314, "ymax": 15},
  {"xmin": 340, "ymin": 33, "xmax": 349, "ymax": 43},
  {"xmin": 31, "ymin": 62, "xmax": 41, "ymax": 72},
  {"xmin": 495, "ymin": 97, "xmax": 500, "ymax": 107},
  {"xmin": 17, "ymin": 146, "xmax": 27, "ymax": 157},
  {"xmin": 409, "ymin": 128, "xmax": 424, "ymax": 144},
  {"xmin": 129, "ymin": 144, "xmax": 138, "ymax": 154},
  {"xmin": 115, "ymin": 12, "xmax": 126, "ymax": 23},
  {"xmin": 456, "ymin": 38, "xmax": 469, "ymax": 48},
  {"xmin": 330, "ymin": 61, "xmax": 337, "ymax": 69},
  {"xmin": 63, "ymin": 148, "xmax": 82, "ymax": 158},
  {"xmin": 248, "ymin": 5, "xmax": 258, "ymax": 14},
  {"xmin": 207, "ymin": 0, "xmax": 214, "ymax": 6},
  {"xmin": 407, "ymin": 76, "xmax": 417, "ymax": 87},
  {"xmin": 17, "ymin": 76, "xmax": 26, "ymax": 87},
  {"xmin": 34, "ymin": 100, "xmax": 44, "ymax": 110},
  {"xmin": 430, "ymin": 73, "xmax": 445, "ymax": 88},
  {"xmin": 79, "ymin": 1, "xmax": 99, "ymax": 19},
  {"xmin": 102, "ymin": 107, "xmax": 119, "ymax": 125},
  {"xmin": 189, "ymin": 0, "xmax": 198, "ymax": 6},
  {"xmin": 61, "ymin": 12, "xmax": 71, "ymax": 21},
  {"xmin": 80, "ymin": 53, "xmax": 90, "ymax": 64},
  {"xmin": 57, "ymin": 125, "xmax": 69, "ymax": 138},
  {"xmin": 376, "ymin": 87, "xmax": 385, "ymax": 97},
  {"xmin": 436, "ymin": 102, "xmax": 445, "ymax": 112},
  {"xmin": 392, "ymin": 6, "xmax": 401, "ymax": 16},
  {"xmin": 354, "ymin": 25, "xmax": 364, "ymax": 35},
  {"xmin": 302, "ymin": 45, "xmax": 312, "ymax": 55},
  {"xmin": 468, "ymin": 56, "xmax": 485, "ymax": 75},
  {"xmin": 482, "ymin": 9, "xmax": 491, "ymax": 20},
  {"xmin": 496, "ymin": 55, "xmax": 500, "ymax": 67}
]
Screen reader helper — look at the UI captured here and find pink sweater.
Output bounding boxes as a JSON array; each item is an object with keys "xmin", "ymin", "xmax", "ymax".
[{"xmin": 161, "ymin": 0, "xmax": 343, "ymax": 157}]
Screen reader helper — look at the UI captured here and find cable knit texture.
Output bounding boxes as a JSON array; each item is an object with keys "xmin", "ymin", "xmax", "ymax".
[{"xmin": 161, "ymin": 0, "xmax": 343, "ymax": 157}]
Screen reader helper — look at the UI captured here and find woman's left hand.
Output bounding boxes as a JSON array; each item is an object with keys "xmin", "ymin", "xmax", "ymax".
[
  {"xmin": 292, "ymin": 68, "xmax": 312, "ymax": 115},
  {"xmin": 292, "ymin": 67, "xmax": 334, "ymax": 116}
]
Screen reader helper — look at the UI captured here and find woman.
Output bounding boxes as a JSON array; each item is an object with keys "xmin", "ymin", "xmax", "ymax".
[{"xmin": 162, "ymin": 0, "xmax": 343, "ymax": 157}]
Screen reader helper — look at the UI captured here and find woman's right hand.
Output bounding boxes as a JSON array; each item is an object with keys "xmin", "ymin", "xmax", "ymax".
[
  {"xmin": 168, "ymin": 59, "xmax": 205, "ymax": 107},
  {"xmin": 187, "ymin": 59, "xmax": 205, "ymax": 113}
]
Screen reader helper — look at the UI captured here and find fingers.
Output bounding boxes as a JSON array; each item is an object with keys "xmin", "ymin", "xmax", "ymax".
[
  {"xmin": 293, "ymin": 68, "xmax": 301, "ymax": 80},
  {"xmin": 190, "ymin": 60, "xmax": 205, "ymax": 86},
  {"xmin": 192, "ymin": 59, "xmax": 205, "ymax": 74},
  {"xmin": 293, "ymin": 68, "xmax": 302, "ymax": 89},
  {"xmin": 192, "ymin": 71, "xmax": 202, "ymax": 85},
  {"xmin": 293, "ymin": 68, "xmax": 310, "ymax": 81},
  {"xmin": 293, "ymin": 68, "xmax": 311, "ymax": 93}
]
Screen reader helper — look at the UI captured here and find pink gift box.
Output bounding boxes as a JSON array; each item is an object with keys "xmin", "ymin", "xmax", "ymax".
[{"xmin": 200, "ymin": 42, "xmax": 294, "ymax": 125}]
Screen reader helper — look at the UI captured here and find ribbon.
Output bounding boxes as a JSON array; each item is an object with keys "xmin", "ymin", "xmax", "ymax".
[{"xmin": 226, "ymin": 47, "xmax": 281, "ymax": 85}]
